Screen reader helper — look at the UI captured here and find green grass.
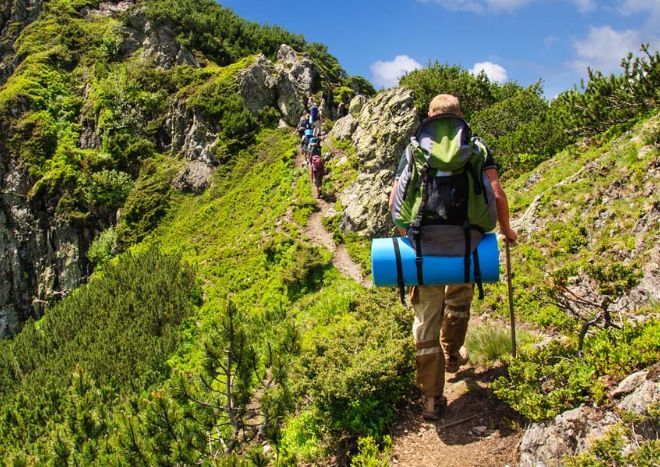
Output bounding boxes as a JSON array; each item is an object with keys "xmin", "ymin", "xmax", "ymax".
[{"xmin": 465, "ymin": 324, "xmax": 535, "ymax": 366}]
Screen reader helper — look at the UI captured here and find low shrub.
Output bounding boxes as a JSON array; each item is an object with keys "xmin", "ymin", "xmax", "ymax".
[
  {"xmin": 351, "ymin": 435, "xmax": 392, "ymax": 467},
  {"xmin": 493, "ymin": 319, "xmax": 659, "ymax": 421},
  {"xmin": 294, "ymin": 290, "xmax": 414, "ymax": 439},
  {"xmin": 0, "ymin": 247, "xmax": 198, "ymax": 457},
  {"xmin": 87, "ymin": 227, "xmax": 117, "ymax": 265}
]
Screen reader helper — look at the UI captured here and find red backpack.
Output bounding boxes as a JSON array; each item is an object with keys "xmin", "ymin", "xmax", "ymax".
[{"xmin": 311, "ymin": 154, "xmax": 324, "ymax": 175}]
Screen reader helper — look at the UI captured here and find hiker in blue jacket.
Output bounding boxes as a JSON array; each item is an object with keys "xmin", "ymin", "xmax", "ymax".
[{"xmin": 309, "ymin": 102, "xmax": 323, "ymax": 137}]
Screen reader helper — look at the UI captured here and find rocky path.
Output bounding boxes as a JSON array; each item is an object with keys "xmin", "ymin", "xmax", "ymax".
[
  {"xmin": 296, "ymin": 151, "xmax": 371, "ymax": 288},
  {"xmin": 295, "ymin": 147, "xmax": 522, "ymax": 465},
  {"xmin": 391, "ymin": 362, "xmax": 524, "ymax": 467}
]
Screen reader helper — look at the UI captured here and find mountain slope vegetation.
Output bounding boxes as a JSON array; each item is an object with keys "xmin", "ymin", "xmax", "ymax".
[{"xmin": 0, "ymin": 0, "xmax": 658, "ymax": 464}]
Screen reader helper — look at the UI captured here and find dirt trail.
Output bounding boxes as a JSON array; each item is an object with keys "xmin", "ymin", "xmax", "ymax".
[
  {"xmin": 391, "ymin": 362, "xmax": 524, "ymax": 467},
  {"xmin": 296, "ymin": 151, "xmax": 371, "ymax": 288},
  {"xmin": 295, "ymin": 148, "xmax": 522, "ymax": 465}
]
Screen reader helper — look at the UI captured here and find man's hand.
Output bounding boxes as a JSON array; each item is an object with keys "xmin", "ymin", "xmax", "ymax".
[{"xmin": 501, "ymin": 226, "xmax": 518, "ymax": 244}]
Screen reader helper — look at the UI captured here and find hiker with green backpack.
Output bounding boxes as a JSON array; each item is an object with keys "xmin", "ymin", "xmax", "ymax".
[{"xmin": 388, "ymin": 94, "xmax": 518, "ymax": 420}]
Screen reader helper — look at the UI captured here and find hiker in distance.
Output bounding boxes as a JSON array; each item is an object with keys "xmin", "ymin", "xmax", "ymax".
[
  {"xmin": 308, "ymin": 136, "xmax": 325, "ymax": 198},
  {"xmin": 389, "ymin": 94, "xmax": 518, "ymax": 420},
  {"xmin": 309, "ymin": 101, "xmax": 323, "ymax": 137}
]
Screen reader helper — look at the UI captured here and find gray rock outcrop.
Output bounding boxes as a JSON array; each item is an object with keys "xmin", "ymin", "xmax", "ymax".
[
  {"xmin": 239, "ymin": 54, "xmax": 277, "ymax": 116},
  {"xmin": 334, "ymin": 87, "xmax": 419, "ymax": 237},
  {"xmin": 167, "ymin": 43, "xmax": 321, "ymax": 189},
  {"xmin": 167, "ymin": 98, "xmax": 218, "ymax": 165},
  {"xmin": 328, "ymin": 114, "xmax": 358, "ymax": 141},
  {"xmin": 0, "ymin": 156, "xmax": 86, "ymax": 338},
  {"xmin": 519, "ymin": 369, "xmax": 659, "ymax": 466},
  {"xmin": 348, "ymin": 94, "xmax": 367, "ymax": 117},
  {"xmin": 273, "ymin": 44, "xmax": 320, "ymax": 125},
  {"xmin": 172, "ymin": 160, "xmax": 214, "ymax": 193},
  {"xmin": 124, "ymin": 9, "xmax": 199, "ymax": 68},
  {"xmin": 520, "ymin": 407, "xmax": 618, "ymax": 467}
]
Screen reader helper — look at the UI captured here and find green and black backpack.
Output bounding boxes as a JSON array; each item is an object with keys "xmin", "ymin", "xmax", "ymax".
[{"xmin": 391, "ymin": 114, "xmax": 497, "ymax": 298}]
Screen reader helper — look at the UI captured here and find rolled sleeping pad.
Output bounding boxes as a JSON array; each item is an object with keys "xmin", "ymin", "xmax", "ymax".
[{"xmin": 371, "ymin": 233, "xmax": 499, "ymax": 287}]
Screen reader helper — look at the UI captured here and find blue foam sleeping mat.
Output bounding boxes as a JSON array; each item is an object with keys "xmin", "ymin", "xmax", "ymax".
[{"xmin": 371, "ymin": 233, "xmax": 500, "ymax": 287}]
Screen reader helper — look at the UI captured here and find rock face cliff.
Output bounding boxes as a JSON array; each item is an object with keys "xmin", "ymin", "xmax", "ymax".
[
  {"xmin": 328, "ymin": 88, "xmax": 419, "ymax": 237},
  {"xmin": 0, "ymin": 156, "xmax": 86, "ymax": 336},
  {"xmin": 0, "ymin": 0, "xmax": 324, "ymax": 337},
  {"xmin": 0, "ymin": 0, "xmax": 42, "ymax": 84}
]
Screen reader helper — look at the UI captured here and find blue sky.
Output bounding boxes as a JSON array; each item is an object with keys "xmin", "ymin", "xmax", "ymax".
[{"xmin": 219, "ymin": 0, "xmax": 659, "ymax": 98}]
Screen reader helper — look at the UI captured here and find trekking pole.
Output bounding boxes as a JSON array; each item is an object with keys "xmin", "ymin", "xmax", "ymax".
[{"xmin": 505, "ymin": 240, "xmax": 517, "ymax": 358}]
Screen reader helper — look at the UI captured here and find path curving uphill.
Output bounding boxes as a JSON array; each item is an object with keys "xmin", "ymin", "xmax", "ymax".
[{"xmin": 295, "ymin": 150, "xmax": 371, "ymax": 288}]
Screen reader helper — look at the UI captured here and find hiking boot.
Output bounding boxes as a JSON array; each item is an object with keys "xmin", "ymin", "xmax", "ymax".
[
  {"xmin": 445, "ymin": 346, "xmax": 469, "ymax": 373},
  {"xmin": 422, "ymin": 396, "xmax": 447, "ymax": 421}
]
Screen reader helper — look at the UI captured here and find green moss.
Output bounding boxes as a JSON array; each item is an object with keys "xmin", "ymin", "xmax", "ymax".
[
  {"xmin": 7, "ymin": 111, "xmax": 59, "ymax": 173},
  {"xmin": 117, "ymin": 156, "xmax": 181, "ymax": 247}
]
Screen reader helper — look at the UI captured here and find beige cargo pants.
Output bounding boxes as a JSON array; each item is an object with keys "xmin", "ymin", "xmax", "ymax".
[{"xmin": 411, "ymin": 284, "xmax": 473, "ymax": 398}]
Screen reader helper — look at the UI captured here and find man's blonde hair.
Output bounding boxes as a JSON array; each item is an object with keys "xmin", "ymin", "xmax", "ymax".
[{"xmin": 428, "ymin": 94, "xmax": 461, "ymax": 117}]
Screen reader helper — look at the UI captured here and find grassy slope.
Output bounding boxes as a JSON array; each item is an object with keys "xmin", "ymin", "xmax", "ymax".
[
  {"xmin": 485, "ymin": 114, "xmax": 659, "ymax": 426},
  {"xmin": 137, "ymin": 128, "xmax": 414, "ymax": 463},
  {"xmin": 476, "ymin": 112, "xmax": 660, "ymax": 329},
  {"xmin": 0, "ymin": 127, "xmax": 413, "ymax": 463}
]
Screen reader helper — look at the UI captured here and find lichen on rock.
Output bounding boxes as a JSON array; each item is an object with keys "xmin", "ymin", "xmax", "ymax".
[{"xmin": 335, "ymin": 87, "xmax": 419, "ymax": 237}]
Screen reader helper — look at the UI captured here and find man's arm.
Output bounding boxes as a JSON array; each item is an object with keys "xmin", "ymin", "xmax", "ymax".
[
  {"xmin": 389, "ymin": 180, "xmax": 398, "ymax": 211},
  {"xmin": 485, "ymin": 168, "xmax": 518, "ymax": 243},
  {"xmin": 389, "ymin": 180, "xmax": 408, "ymax": 236}
]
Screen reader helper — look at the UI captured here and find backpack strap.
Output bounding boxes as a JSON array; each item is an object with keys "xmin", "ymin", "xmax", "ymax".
[
  {"xmin": 392, "ymin": 237, "xmax": 407, "ymax": 305},
  {"xmin": 463, "ymin": 221, "xmax": 471, "ymax": 283},
  {"xmin": 473, "ymin": 248, "xmax": 485, "ymax": 299},
  {"xmin": 464, "ymin": 161, "xmax": 482, "ymax": 195},
  {"xmin": 411, "ymin": 162, "xmax": 431, "ymax": 286}
]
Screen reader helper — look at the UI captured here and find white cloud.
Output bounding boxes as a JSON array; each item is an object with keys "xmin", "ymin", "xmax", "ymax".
[
  {"xmin": 418, "ymin": 0, "xmax": 597, "ymax": 14},
  {"xmin": 471, "ymin": 61, "xmax": 508, "ymax": 82},
  {"xmin": 570, "ymin": 26, "xmax": 643, "ymax": 74},
  {"xmin": 370, "ymin": 55, "xmax": 423, "ymax": 88},
  {"xmin": 571, "ymin": 0, "xmax": 596, "ymax": 13},
  {"xmin": 618, "ymin": 0, "xmax": 660, "ymax": 37},
  {"xmin": 618, "ymin": 0, "xmax": 660, "ymax": 16},
  {"xmin": 418, "ymin": 0, "xmax": 533, "ymax": 14}
]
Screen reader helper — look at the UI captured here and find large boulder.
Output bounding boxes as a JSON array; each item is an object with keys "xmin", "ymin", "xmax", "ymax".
[
  {"xmin": 339, "ymin": 170, "xmax": 393, "ymax": 235},
  {"xmin": 238, "ymin": 54, "xmax": 277, "ymax": 116},
  {"xmin": 328, "ymin": 114, "xmax": 358, "ymax": 141},
  {"xmin": 276, "ymin": 44, "xmax": 318, "ymax": 96},
  {"xmin": 337, "ymin": 87, "xmax": 419, "ymax": 237},
  {"xmin": 519, "ymin": 370, "xmax": 659, "ymax": 466},
  {"xmin": 274, "ymin": 44, "xmax": 320, "ymax": 124},
  {"xmin": 275, "ymin": 73, "xmax": 306, "ymax": 126}
]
